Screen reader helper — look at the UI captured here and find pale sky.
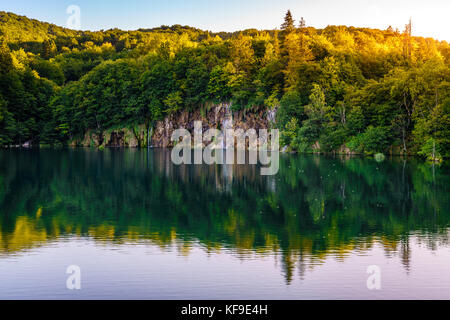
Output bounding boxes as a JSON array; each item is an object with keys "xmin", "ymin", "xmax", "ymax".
[{"xmin": 2, "ymin": 0, "xmax": 449, "ymax": 41}]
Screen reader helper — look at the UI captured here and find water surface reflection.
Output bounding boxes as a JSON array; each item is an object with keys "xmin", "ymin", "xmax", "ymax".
[{"xmin": 0, "ymin": 149, "xmax": 449, "ymax": 298}]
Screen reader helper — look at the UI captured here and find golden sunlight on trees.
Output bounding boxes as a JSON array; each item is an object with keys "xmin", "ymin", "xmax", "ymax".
[{"xmin": 0, "ymin": 11, "xmax": 448, "ymax": 160}]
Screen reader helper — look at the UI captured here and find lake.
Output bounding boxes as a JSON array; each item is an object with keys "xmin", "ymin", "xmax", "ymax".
[{"xmin": 0, "ymin": 149, "xmax": 449, "ymax": 299}]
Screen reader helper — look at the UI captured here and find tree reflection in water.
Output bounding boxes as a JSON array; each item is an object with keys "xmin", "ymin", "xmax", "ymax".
[{"xmin": 0, "ymin": 149, "xmax": 449, "ymax": 283}]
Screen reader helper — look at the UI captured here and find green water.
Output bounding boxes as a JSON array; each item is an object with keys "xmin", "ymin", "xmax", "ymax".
[{"xmin": 0, "ymin": 149, "xmax": 449, "ymax": 299}]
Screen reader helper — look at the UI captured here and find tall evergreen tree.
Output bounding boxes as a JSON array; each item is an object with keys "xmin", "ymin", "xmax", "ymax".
[
  {"xmin": 299, "ymin": 17, "xmax": 306, "ymax": 28},
  {"xmin": 0, "ymin": 39, "xmax": 13, "ymax": 74},
  {"xmin": 42, "ymin": 39, "xmax": 57, "ymax": 59},
  {"xmin": 281, "ymin": 10, "xmax": 295, "ymax": 33}
]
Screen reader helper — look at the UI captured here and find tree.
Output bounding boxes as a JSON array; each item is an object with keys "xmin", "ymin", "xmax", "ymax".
[
  {"xmin": 347, "ymin": 126, "xmax": 390, "ymax": 154},
  {"xmin": 402, "ymin": 18, "xmax": 413, "ymax": 60},
  {"xmin": 277, "ymin": 90, "xmax": 304, "ymax": 126},
  {"xmin": 0, "ymin": 11, "xmax": 448, "ymax": 157},
  {"xmin": 229, "ymin": 33, "xmax": 255, "ymax": 74},
  {"xmin": 281, "ymin": 10, "xmax": 295, "ymax": 33},
  {"xmin": 0, "ymin": 94, "xmax": 15, "ymax": 145},
  {"xmin": 0, "ymin": 39, "xmax": 13, "ymax": 74},
  {"xmin": 283, "ymin": 33, "xmax": 313, "ymax": 89},
  {"xmin": 299, "ymin": 17, "xmax": 306, "ymax": 28},
  {"xmin": 30, "ymin": 58, "xmax": 65, "ymax": 85},
  {"xmin": 304, "ymin": 84, "xmax": 331, "ymax": 124},
  {"xmin": 42, "ymin": 39, "xmax": 57, "ymax": 59},
  {"xmin": 208, "ymin": 64, "xmax": 233, "ymax": 102}
]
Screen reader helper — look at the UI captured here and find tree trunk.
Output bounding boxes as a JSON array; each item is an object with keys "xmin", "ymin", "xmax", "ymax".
[
  {"xmin": 432, "ymin": 140, "xmax": 436, "ymax": 160},
  {"xmin": 402, "ymin": 128, "xmax": 407, "ymax": 154}
]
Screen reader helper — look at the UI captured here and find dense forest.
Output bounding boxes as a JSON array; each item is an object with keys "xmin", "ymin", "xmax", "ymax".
[{"xmin": 0, "ymin": 11, "xmax": 449, "ymax": 160}]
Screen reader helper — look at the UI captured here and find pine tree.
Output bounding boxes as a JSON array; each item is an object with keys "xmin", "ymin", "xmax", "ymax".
[
  {"xmin": 402, "ymin": 18, "xmax": 413, "ymax": 60},
  {"xmin": 404, "ymin": 18, "xmax": 412, "ymax": 36},
  {"xmin": 299, "ymin": 17, "xmax": 306, "ymax": 28},
  {"xmin": 0, "ymin": 39, "xmax": 13, "ymax": 74},
  {"xmin": 42, "ymin": 39, "xmax": 57, "ymax": 59},
  {"xmin": 281, "ymin": 10, "xmax": 295, "ymax": 33}
]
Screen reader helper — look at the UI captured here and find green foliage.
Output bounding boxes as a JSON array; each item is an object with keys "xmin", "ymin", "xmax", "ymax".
[
  {"xmin": 208, "ymin": 64, "xmax": 233, "ymax": 102},
  {"xmin": 280, "ymin": 117, "xmax": 299, "ymax": 148},
  {"xmin": 0, "ymin": 10, "xmax": 448, "ymax": 158},
  {"xmin": 347, "ymin": 126, "xmax": 390, "ymax": 155},
  {"xmin": 304, "ymin": 84, "xmax": 332, "ymax": 124},
  {"xmin": 417, "ymin": 138, "xmax": 442, "ymax": 161},
  {"xmin": 277, "ymin": 90, "xmax": 304, "ymax": 129},
  {"xmin": 0, "ymin": 95, "xmax": 15, "ymax": 145},
  {"xmin": 29, "ymin": 57, "xmax": 65, "ymax": 85},
  {"xmin": 41, "ymin": 39, "xmax": 57, "ymax": 59},
  {"xmin": 164, "ymin": 91, "xmax": 183, "ymax": 113},
  {"xmin": 0, "ymin": 40, "xmax": 14, "ymax": 74},
  {"xmin": 319, "ymin": 126, "xmax": 347, "ymax": 152}
]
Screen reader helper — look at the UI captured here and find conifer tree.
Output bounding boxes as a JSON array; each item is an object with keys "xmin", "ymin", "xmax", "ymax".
[
  {"xmin": 281, "ymin": 10, "xmax": 295, "ymax": 33},
  {"xmin": 299, "ymin": 17, "xmax": 306, "ymax": 28}
]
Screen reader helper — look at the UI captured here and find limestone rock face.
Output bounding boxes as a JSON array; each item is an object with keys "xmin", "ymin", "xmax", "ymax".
[
  {"xmin": 337, "ymin": 145, "xmax": 355, "ymax": 155},
  {"xmin": 69, "ymin": 126, "xmax": 146, "ymax": 148},
  {"xmin": 151, "ymin": 104, "xmax": 271, "ymax": 148},
  {"xmin": 69, "ymin": 104, "xmax": 274, "ymax": 148}
]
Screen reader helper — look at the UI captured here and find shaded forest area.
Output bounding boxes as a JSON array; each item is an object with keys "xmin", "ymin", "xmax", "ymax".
[{"xmin": 0, "ymin": 11, "xmax": 449, "ymax": 160}]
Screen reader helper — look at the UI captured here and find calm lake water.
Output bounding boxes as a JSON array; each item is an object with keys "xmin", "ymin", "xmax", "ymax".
[{"xmin": 0, "ymin": 149, "xmax": 449, "ymax": 299}]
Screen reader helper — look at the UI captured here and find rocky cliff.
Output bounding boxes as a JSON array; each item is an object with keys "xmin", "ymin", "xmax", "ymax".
[
  {"xmin": 151, "ymin": 103, "xmax": 274, "ymax": 148},
  {"xmin": 70, "ymin": 104, "xmax": 276, "ymax": 148}
]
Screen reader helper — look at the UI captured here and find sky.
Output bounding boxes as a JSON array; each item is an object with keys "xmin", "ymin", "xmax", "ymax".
[{"xmin": 1, "ymin": 0, "xmax": 449, "ymax": 41}]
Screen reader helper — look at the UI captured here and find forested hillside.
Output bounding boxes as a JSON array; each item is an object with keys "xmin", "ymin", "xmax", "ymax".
[{"xmin": 0, "ymin": 11, "xmax": 449, "ymax": 159}]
